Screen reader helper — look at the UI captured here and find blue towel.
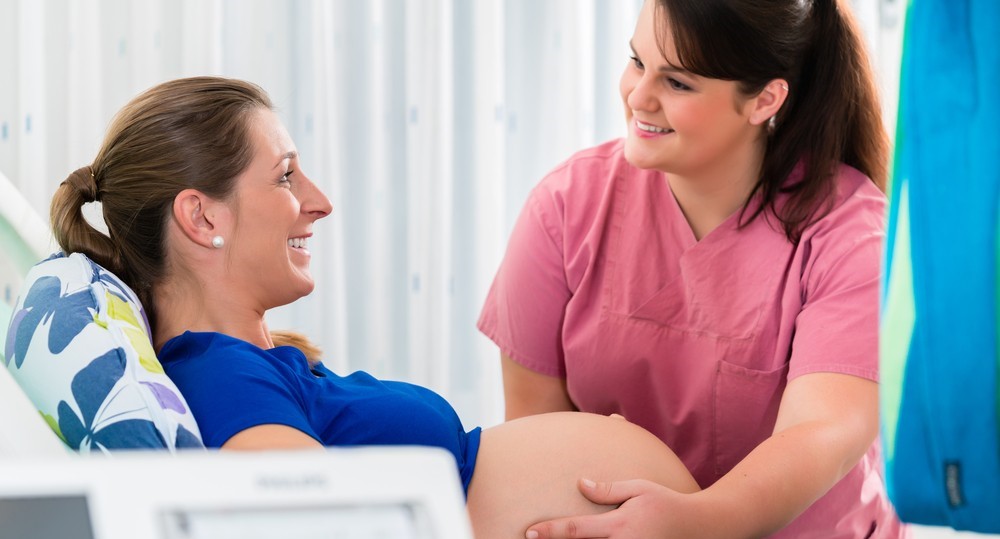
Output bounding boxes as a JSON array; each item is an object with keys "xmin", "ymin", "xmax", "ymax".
[{"xmin": 881, "ymin": 0, "xmax": 1000, "ymax": 531}]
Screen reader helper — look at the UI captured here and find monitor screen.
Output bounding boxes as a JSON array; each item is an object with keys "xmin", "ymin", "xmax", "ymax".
[{"xmin": 0, "ymin": 495, "xmax": 95, "ymax": 539}]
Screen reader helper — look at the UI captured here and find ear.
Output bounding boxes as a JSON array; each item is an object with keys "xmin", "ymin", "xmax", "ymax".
[
  {"xmin": 171, "ymin": 189, "xmax": 229, "ymax": 249},
  {"xmin": 748, "ymin": 79, "xmax": 790, "ymax": 127}
]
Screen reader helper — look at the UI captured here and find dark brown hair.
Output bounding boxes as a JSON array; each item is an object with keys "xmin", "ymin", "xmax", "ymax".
[
  {"xmin": 657, "ymin": 0, "xmax": 889, "ymax": 242},
  {"xmin": 50, "ymin": 76, "xmax": 272, "ymax": 327}
]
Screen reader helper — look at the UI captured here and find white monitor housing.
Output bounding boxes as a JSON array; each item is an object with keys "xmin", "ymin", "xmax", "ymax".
[{"xmin": 0, "ymin": 447, "xmax": 474, "ymax": 539}]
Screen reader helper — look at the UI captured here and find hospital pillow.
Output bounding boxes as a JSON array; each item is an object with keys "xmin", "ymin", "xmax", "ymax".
[{"xmin": 3, "ymin": 252, "xmax": 204, "ymax": 452}]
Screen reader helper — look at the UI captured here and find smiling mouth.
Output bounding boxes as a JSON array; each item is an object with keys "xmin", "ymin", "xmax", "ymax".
[
  {"xmin": 636, "ymin": 120, "xmax": 674, "ymax": 134},
  {"xmin": 288, "ymin": 237, "xmax": 309, "ymax": 249}
]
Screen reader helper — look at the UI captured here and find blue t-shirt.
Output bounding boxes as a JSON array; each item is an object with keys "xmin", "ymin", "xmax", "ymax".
[{"xmin": 159, "ymin": 331, "xmax": 481, "ymax": 494}]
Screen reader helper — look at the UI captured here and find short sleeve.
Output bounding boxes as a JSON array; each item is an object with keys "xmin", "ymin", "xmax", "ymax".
[
  {"xmin": 163, "ymin": 339, "xmax": 319, "ymax": 447},
  {"xmin": 478, "ymin": 187, "xmax": 572, "ymax": 377},
  {"xmin": 788, "ymin": 185, "xmax": 886, "ymax": 382}
]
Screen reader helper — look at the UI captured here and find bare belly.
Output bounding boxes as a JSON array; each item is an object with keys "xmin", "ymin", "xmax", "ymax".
[{"xmin": 466, "ymin": 412, "xmax": 699, "ymax": 539}]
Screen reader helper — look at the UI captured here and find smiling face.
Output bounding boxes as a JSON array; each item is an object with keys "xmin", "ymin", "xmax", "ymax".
[
  {"xmin": 619, "ymin": 0, "xmax": 764, "ymax": 179},
  {"xmin": 225, "ymin": 108, "xmax": 332, "ymax": 310}
]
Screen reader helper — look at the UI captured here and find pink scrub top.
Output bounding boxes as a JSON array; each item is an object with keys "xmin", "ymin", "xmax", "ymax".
[{"xmin": 478, "ymin": 139, "xmax": 907, "ymax": 538}]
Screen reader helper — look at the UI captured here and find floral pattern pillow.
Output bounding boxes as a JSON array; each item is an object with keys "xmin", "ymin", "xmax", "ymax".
[{"xmin": 3, "ymin": 252, "xmax": 203, "ymax": 452}]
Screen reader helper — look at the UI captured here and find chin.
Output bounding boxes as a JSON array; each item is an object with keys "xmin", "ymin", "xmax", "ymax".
[
  {"xmin": 277, "ymin": 275, "xmax": 316, "ymax": 307},
  {"xmin": 294, "ymin": 279, "xmax": 316, "ymax": 299},
  {"xmin": 623, "ymin": 139, "xmax": 666, "ymax": 171},
  {"xmin": 272, "ymin": 285, "xmax": 314, "ymax": 310},
  {"xmin": 291, "ymin": 266, "xmax": 315, "ymax": 290}
]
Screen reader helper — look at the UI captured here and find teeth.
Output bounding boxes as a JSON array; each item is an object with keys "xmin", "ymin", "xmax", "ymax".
[
  {"xmin": 637, "ymin": 121, "xmax": 671, "ymax": 134},
  {"xmin": 288, "ymin": 237, "xmax": 308, "ymax": 249}
]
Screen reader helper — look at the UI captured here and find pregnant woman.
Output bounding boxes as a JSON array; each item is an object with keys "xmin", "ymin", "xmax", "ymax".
[{"xmin": 49, "ymin": 76, "xmax": 699, "ymax": 539}]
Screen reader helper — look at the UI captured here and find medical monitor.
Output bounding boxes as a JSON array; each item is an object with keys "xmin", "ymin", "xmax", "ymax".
[{"xmin": 0, "ymin": 447, "xmax": 474, "ymax": 539}]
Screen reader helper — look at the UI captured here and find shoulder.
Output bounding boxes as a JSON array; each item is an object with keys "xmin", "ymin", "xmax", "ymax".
[
  {"xmin": 547, "ymin": 138, "xmax": 631, "ymax": 178},
  {"xmin": 161, "ymin": 331, "xmax": 224, "ymax": 364},
  {"xmin": 800, "ymin": 163, "xmax": 887, "ymax": 247},
  {"xmin": 830, "ymin": 163, "xmax": 886, "ymax": 222},
  {"xmin": 162, "ymin": 331, "xmax": 251, "ymax": 361},
  {"xmin": 535, "ymin": 138, "xmax": 637, "ymax": 197},
  {"xmin": 527, "ymin": 138, "xmax": 658, "ymax": 231},
  {"xmin": 160, "ymin": 332, "xmax": 291, "ymax": 375},
  {"xmin": 794, "ymin": 164, "xmax": 886, "ymax": 287}
]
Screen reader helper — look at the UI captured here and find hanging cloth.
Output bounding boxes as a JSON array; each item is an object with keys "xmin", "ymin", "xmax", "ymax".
[{"xmin": 881, "ymin": 0, "xmax": 1000, "ymax": 532}]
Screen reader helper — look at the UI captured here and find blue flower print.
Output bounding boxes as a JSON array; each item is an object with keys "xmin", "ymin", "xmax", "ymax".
[
  {"xmin": 4, "ymin": 307, "xmax": 27, "ymax": 365},
  {"xmin": 57, "ymin": 348, "xmax": 166, "ymax": 450},
  {"xmin": 175, "ymin": 424, "xmax": 205, "ymax": 449},
  {"xmin": 88, "ymin": 260, "xmax": 152, "ymax": 335},
  {"xmin": 9, "ymin": 276, "xmax": 94, "ymax": 369},
  {"xmin": 90, "ymin": 261, "xmax": 128, "ymax": 303}
]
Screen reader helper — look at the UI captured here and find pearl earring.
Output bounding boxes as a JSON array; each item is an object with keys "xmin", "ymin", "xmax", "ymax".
[{"xmin": 212, "ymin": 236, "xmax": 225, "ymax": 249}]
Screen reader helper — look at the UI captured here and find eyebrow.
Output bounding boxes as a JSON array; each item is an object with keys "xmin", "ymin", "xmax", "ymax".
[
  {"xmin": 273, "ymin": 151, "xmax": 297, "ymax": 169},
  {"xmin": 628, "ymin": 40, "xmax": 689, "ymax": 76}
]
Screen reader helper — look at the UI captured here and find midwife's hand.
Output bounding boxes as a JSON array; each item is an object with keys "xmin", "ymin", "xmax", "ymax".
[{"xmin": 524, "ymin": 478, "xmax": 695, "ymax": 539}]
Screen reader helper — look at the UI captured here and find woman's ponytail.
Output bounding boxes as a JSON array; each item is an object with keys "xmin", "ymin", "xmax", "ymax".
[
  {"xmin": 756, "ymin": 0, "xmax": 888, "ymax": 241},
  {"xmin": 792, "ymin": 0, "xmax": 887, "ymax": 190},
  {"xmin": 50, "ymin": 165, "xmax": 123, "ymax": 275},
  {"xmin": 270, "ymin": 330, "xmax": 323, "ymax": 367}
]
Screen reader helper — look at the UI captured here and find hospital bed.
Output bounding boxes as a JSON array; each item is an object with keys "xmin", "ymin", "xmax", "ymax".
[
  {"xmin": 0, "ymin": 170, "xmax": 67, "ymax": 458},
  {"xmin": 0, "ymin": 168, "xmax": 51, "ymax": 354},
  {"xmin": 0, "ymin": 169, "xmax": 475, "ymax": 539}
]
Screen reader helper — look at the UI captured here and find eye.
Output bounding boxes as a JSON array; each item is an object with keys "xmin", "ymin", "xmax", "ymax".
[
  {"xmin": 280, "ymin": 170, "xmax": 294, "ymax": 184},
  {"xmin": 667, "ymin": 78, "xmax": 692, "ymax": 91},
  {"xmin": 629, "ymin": 55, "xmax": 644, "ymax": 70}
]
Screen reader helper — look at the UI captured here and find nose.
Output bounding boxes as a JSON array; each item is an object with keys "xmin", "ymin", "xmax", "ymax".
[
  {"xmin": 299, "ymin": 174, "xmax": 333, "ymax": 220},
  {"xmin": 623, "ymin": 69, "xmax": 659, "ymax": 114}
]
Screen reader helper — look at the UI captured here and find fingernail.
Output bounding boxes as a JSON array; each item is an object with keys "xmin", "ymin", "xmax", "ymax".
[
  {"xmin": 582, "ymin": 478, "xmax": 597, "ymax": 488},
  {"xmin": 526, "ymin": 531, "xmax": 539, "ymax": 539}
]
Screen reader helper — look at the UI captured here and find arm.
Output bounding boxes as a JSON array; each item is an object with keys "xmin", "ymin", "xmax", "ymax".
[
  {"xmin": 480, "ymin": 183, "xmax": 582, "ymax": 415},
  {"xmin": 688, "ymin": 371, "xmax": 879, "ymax": 536},
  {"xmin": 222, "ymin": 424, "xmax": 324, "ymax": 450},
  {"xmin": 501, "ymin": 353, "xmax": 576, "ymax": 420},
  {"xmin": 527, "ymin": 371, "xmax": 879, "ymax": 538}
]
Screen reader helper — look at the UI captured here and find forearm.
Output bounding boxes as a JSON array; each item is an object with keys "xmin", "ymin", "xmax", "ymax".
[{"xmin": 685, "ymin": 421, "xmax": 869, "ymax": 538}]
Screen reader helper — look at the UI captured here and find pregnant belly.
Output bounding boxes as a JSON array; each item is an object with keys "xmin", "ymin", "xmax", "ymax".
[{"xmin": 466, "ymin": 411, "xmax": 699, "ymax": 539}]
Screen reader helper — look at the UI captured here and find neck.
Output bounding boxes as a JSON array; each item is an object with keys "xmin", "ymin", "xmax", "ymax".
[
  {"xmin": 667, "ymin": 135, "xmax": 765, "ymax": 241},
  {"xmin": 152, "ymin": 276, "xmax": 273, "ymax": 352}
]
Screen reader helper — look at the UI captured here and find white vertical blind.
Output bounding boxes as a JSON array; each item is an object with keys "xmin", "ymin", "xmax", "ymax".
[{"xmin": 0, "ymin": 0, "xmax": 893, "ymax": 430}]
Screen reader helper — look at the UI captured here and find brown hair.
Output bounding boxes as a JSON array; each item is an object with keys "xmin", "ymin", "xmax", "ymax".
[
  {"xmin": 50, "ymin": 76, "xmax": 271, "ymax": 328},
  {"xmin": 657, "ymin": 0, "xmax": 889, "ymax": 243}
]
